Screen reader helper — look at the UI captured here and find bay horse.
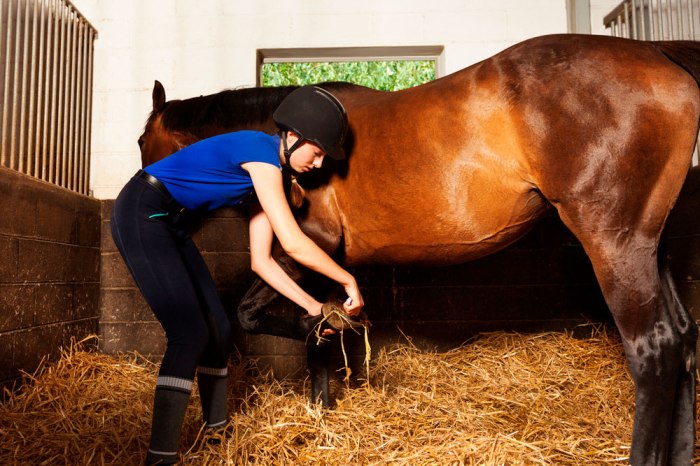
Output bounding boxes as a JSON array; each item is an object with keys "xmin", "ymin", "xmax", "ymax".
[{"xmin": 138, "ymin": 34, "xmax": 700, "ymax": 465}]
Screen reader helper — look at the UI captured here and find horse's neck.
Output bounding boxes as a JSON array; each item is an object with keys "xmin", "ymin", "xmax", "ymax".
[
  {"xmin": 171, "ymin": 91, "xmax": 286, "ymax": 140},
  {"xmin": 196, "ymin": 119, "xmax": 278, "ymax": 140}
]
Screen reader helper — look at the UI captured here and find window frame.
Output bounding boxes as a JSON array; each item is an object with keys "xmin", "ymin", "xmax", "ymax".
[{"xmin": 256, "ymin": 45, "xmax": 445, "ymax": 86}]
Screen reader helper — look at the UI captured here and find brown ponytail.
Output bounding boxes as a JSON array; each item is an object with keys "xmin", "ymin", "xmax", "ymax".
[
  {"xmin": 282, "ymin": 166, "xmax": 305, "ymax": 209},
  {"xmin": 289, "ymin": 176, "xmax": 305, "ymax": 209}
]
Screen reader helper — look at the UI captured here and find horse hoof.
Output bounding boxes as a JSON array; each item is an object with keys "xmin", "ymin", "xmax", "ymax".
[{"xmin": 321, "ymin": 301, "xmax": 370, "ymax": 331}]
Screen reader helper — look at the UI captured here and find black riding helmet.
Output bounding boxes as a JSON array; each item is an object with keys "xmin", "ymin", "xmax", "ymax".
[{"xmin": 273, "ymin": 86, "xmax": 348, "ymax": 165}]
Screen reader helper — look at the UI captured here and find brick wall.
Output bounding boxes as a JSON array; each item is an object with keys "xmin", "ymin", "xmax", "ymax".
[{"xmin": 0, "ymin": 168, "xmax": 101, "ymax": 389}]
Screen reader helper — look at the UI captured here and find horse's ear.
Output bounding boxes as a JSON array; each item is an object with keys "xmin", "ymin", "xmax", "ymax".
[{"xmin": 153, "ymin": 80, "xmax": 166, "ymax": 112}]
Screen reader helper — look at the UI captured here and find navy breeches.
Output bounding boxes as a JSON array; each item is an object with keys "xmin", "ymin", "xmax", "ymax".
[{"xmin": 111, "ymin": 173, "xmax": 231, "ymax": 379}]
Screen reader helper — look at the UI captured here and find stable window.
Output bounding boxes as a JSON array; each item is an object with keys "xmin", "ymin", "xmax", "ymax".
[{"xmin": 257, "ymin": 46, "xmax": 444, "ymax": 90}]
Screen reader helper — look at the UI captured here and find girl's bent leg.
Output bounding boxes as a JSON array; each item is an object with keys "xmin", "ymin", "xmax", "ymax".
[
  {"xmin": 111, "ymin": 180, "xmax": 214, "ymax": 461},
  {"xmin": 180, "ymin": 238, "xmax": 231, "ymax": 428}
]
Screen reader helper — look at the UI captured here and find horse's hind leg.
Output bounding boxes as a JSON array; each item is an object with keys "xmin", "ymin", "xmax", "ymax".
[
  {"xmin": 560, "ymin": 220, "xmax": 697, "ymax": 464},
  {"xmin": 660, "ymin": 264, "xmax": 697, "ymax": 462}
]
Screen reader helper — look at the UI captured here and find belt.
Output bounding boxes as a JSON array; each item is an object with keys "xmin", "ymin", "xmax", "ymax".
[{"xmin": 135, "ymin": 169, "xmax": 187, "ymax": 215}]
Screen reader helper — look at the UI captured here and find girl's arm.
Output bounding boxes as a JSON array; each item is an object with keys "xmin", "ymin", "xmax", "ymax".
[
  {"xmin": 243, "ymin": 161, "xmax": 364, "ymax": 315},
  {"xmin": 248, "ymin": 202, "xmax": 322, "ymax": 315}
]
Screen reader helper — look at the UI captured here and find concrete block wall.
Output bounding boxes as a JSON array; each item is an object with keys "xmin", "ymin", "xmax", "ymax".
[
  {"xmin": 100, "ymin": 202, "xmax": 256, "ymax": 358},
  {"xmin": 359, "ymin": 215, "xmax": 610, "ymax": 350},
  {"xmin": 99, "ymin": 198, "xmax": 614, "ymax": 378},
  {"xmin": 3, "ymin": 162, "xmax": 698, "ymax": 386},
  {"xmin": 97, "ymin": 165, "xmax": 700, "ymax": 380},
  {"xmin": 0, "ymin": 168, "xmax": 101, "ymax": 389}
]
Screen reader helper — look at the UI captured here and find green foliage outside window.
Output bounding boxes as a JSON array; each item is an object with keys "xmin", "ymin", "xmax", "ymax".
[{"xmin": 261, "ymin": 60, "xmax": 435, "ymax": 91}]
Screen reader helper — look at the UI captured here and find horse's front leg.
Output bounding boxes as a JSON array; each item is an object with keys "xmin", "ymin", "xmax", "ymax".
[{"xmin": 237, "ymin": 249, "xmax": 335, "ymax": 407}]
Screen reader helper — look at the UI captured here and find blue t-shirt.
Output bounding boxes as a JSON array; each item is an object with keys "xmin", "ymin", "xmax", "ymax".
[{"xmin": 144, "ymin": 131, "xmax": 281, "ymax": 211}]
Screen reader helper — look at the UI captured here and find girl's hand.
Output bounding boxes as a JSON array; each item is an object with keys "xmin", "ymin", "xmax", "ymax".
[
  {"xmin": 306, "ymin": 300, "xmax": 323, "ymax": 316},
  {"xmin": 343, "ymin": 281, "xmax": 364, "ymax": 316}
]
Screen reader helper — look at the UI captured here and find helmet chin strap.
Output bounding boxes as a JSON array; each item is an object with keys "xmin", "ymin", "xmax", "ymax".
[{"xmin": 281, "ymin": 131, "xmax": 304, "ymax": 170}]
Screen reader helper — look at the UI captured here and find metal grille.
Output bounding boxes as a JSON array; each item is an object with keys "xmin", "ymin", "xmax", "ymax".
[
  {"xmin": 0, "ymin": 0, "xmax": 97, "ymax": 196},
  {"xmin": 604, "ymin": 0, "xmax": 700, "ymax": 41}
]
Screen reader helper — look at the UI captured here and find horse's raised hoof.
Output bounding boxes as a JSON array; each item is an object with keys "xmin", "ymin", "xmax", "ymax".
[{"xmin": 321, "ymin": 301, "xmax": 369, "ymax": 331}]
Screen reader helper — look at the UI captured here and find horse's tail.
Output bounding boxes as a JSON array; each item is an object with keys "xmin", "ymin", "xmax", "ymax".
[{"xmin": 653, "ymin": 41, "xmax": 700, "ymax": 86}]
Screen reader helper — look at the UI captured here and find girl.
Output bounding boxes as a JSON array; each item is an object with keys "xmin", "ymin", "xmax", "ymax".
[{"xmin": 111, "ymin": 86, "xmax": 364, "ymax": 465}]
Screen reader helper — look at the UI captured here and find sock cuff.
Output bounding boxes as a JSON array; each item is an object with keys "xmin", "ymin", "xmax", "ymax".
[
  {"xmin": 156, "ymin": 375, "xmax": 193, "ymax": 393},
  {"xmin": 147, "ymin": 447, "xmax": 179, "ymax": 457},
  {"xmin": 197, "ymin": 366, "xmax": 228, "ymax": 377},
  {"xmin": 206, "ymin": 419, "xmax": 227, "ymax": 429}
]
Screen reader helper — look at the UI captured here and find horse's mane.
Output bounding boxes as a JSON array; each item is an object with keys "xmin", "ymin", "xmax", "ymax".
[{"xmin": 154, "ymin": 82, "xmax": 356, "ymax": 136}]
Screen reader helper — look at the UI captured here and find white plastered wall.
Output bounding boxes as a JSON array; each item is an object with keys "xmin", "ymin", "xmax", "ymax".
[{"xmin": 70, "ymin": 0, "xmax": 620, "ymax": 199}]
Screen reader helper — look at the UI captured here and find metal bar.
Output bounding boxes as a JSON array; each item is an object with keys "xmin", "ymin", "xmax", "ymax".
[
  {"xmin": 69, "ymin": 8, "xmax": 77, "ymax": 189},
  {"xmin": 55, "ymin": 1, "xmax": 66, "ymax": 186},
  {"xmin": 10, "ymin": 0, "xmax": 23, "ymax": 170},
  {"xmin": 690, "ymin": 0, "xmax": 695, "ymax": 39},
  {"xmin": 60, "ymin": 6, "xmax": 72, "ymax": 188},
  {"xmin": 631, "ymin": 0, "xmax": 638, "ymax": 38},
  {"xmin": 677, "ymin": 0, "xmax": 684, "ymax": 37},
  {"xmin": 0, "ymin": 0, "xmax": 9, "ymax": 166},
  {"xmin": 622, "ymin": 3, "xmax": 628, "ymax": 37},
  {"xmin": 18, "ymin": 0, "xmax": 33, "ymax": 173},
  {"xmin": 76, "ymin": 21, "xmax": 85, "ymax": 193},
  {"xmin": 640, "ymin": 0, "xmax": 647, "ymax": 39},
  {"xmin": 49, "ymin": 0, "xmax": 64, "ymax": 184},
  {"xmin": 47, "ymin": 0, "xmax": 59, "ymax": 181},
  {"xmin": 67, "ymin": 12, "xmax": 77, "ymax": 191},
  {"xmin": 84, "ymin": 26, "xmax": 93, "ymax": 195},
  {"xmin": 33, "ymin": 0, "xmax": 46, "ymax": 177},
  {"xmin": 27, "ymin": 0, "xmax": 40, "ymax": 176}
]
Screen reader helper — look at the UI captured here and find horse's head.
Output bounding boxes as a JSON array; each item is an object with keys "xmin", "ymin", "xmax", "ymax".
[
  {"xmin": 138, "ymin": 81, "xmax": 302, "ymax": 168},
  {"xmin": 138, "ymin": 81, "xmax": 198, "ymax": 167},
  {"xmin": 137, "ymin": 80, "xmax": 362, "ymax": 170}
]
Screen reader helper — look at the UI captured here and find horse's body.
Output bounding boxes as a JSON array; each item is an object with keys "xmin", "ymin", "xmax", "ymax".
[{"xmin": 139, "ymin": 34, "xmax": 700, "ymax": 464}]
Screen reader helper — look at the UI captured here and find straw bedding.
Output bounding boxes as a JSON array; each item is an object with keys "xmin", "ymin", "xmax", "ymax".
[{"xmin": 0, "ymin": 328, "xmax": 697, "ymax": 465}]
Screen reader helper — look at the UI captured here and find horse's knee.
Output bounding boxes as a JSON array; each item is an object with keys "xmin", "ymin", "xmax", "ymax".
[
  {"xmin": 237, "ymin": 304, "xmax": 260, "ymax": 333},
  {"xmin": 625, "ymin": 320, "xmax": 685, "ymax": 385}
]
